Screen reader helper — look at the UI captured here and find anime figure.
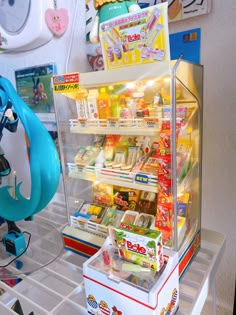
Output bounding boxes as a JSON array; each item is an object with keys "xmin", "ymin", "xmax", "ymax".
[
  {"xmin": 0, "ymin": 75, "xmax": 60, "ymax": 222},
  {"xmin": 89, "ymin": 0, "xmax": 140, "ymax": 44},
  {"xmin": 0, "ymin": 87, "xmax": 24, "ymax": 232},
  {"xmin": 0, "ymin": 88, "xmax": 18, "ymax": 177}
]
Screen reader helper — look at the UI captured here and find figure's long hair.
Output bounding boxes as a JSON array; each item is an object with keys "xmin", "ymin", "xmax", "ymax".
[{"xmin": 0, "ymin": 76, "xmax": 60, "ymax": 221}]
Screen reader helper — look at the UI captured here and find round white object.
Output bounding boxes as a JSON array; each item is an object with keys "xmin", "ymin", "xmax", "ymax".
[{"xmin": 0, "ymin": 0, "xmax": 53, "ymax": 52}]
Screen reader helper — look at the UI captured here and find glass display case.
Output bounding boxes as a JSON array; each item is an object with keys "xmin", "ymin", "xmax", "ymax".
[{"xmin": 53, "ymin": 59, "xmax": 203, "ymax": 278}]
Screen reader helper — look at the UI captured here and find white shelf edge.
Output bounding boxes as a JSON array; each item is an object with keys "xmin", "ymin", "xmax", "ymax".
[
  {"xmin": 79, "ymin": 61, "xmax": 171, "ymax": 87},
  {"xmin": 68, "ymin": 171, "xmax": 158, "ymax": 193},
  {"xmin": 70, "ymin": 125, "xmax": 159, "ymax": 136}
]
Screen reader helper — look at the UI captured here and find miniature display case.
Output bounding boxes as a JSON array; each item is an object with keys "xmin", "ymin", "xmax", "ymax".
[
  {"xmin": 52, "ymin": 58, "xmax": 202, "ymax": 315},
  {"xmin": 53, "ymin": 59, "xmax": 203, "ymax": 279}
]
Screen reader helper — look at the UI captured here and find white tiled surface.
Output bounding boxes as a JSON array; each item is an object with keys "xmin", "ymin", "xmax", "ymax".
[{"xmin": 0, "ymin": 196, "xmax": 225, "ymax": 315}]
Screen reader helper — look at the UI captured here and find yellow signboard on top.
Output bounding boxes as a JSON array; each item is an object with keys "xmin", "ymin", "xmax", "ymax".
[{"xmin": 99, "ymin": 2, "xmax": 170, "ymax": 70}]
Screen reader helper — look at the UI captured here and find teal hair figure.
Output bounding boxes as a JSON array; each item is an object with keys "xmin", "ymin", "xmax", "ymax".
[
  {"xmin": 0, "ymin": 76, "xmax": 60, "ymax": 222},
  {"xmin": 0, "ymin": 100, "xmax": 19, "ymax": 177}
]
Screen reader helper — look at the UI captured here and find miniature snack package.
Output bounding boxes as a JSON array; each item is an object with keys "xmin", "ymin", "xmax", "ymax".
[
  {"xmin": 137, "ymin": 190, "xmax": 157, "ymax": 215},
  {"xmin": 74, "ymin": 146, "xmax": 100, "ymax": 168},
  {"xmin": 74, "ymin": 202, "xmax": 106, "ymax": 224},
  {"xmin": 115, "ymin": 223, "xmax": 163, "ymax": 271},
  {"xmin": 92, "ymin": 183, "xmax": 113, "ymax": 207},
  {"xmin": 134, "ymin": 213, "xmax": 155, "ymax": 229},
  {"xmin": 113, "ymin": 186, "xmax": 140, "ymax": 210},
  {"xmin": 177, "ymin": 192, "xmax": 191, "ymax": 217},
  {"xmin": 101, "ymin": 208, "xmax": 124, "ymax": 227},
  {"xmin": 121, "ymin": 210, "xmax": 139, "ymax": 225}
]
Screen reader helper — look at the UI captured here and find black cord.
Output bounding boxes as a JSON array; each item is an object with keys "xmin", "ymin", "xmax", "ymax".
[{"xmin": 0, "ymin": 231, "xmax": 31, "ymax": 268}]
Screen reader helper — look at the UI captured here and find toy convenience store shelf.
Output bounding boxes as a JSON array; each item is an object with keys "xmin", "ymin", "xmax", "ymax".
[
  {"xmin": 68, "ymin": 165, "xmax": 158, "ymax": 193},
  {"xmin": 68, "ymin": 101, "xmax": 197, "ymax": 137},
  {"xmin": 0, "ymin": 196, "xmax": 225, "ymax": 315},
  {"xmin": 70, "ymin": 118, "xmax": 160, "ymax": 136}
]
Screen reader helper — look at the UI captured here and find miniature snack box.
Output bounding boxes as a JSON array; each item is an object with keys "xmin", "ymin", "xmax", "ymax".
[{"xmin": 115, "ymin": 223, "xmax": 163, "ymax": 271}]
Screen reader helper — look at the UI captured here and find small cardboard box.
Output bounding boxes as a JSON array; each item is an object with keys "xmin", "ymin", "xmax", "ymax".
[{"xmin": 115, "ymin": 222, "xmax": 163, "ymax": 271}]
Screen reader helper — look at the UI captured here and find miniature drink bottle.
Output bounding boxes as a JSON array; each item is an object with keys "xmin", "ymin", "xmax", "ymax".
[
  {"xmin": 97, "ymin": 87, "xmax": 112, "ymax": 119},
  {"xmin": 111, "ymin": 95, "xmax": 121, "ymax": 118},
  {"xmin": 87, "ymin": 89, "xmax": 99, "ymax": 119},
  {"xmin": 108, "ymin": 85, "xmax": 121, "ymax": 118}
]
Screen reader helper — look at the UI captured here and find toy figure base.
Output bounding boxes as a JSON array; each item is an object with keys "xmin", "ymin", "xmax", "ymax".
[{"xmin": 0, "ymin": 218, "xmax": 64, "ymax": 280}]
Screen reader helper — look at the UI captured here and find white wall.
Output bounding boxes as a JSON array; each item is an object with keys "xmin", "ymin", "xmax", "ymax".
[
  {"xmin": 0, "ymin": 0, "xmax": 90, "ymax": 196},
  {"xmin": 0, "ymin": 0, "xmax": 235, "ymax": 314},
  {"xmin": 169, "ymin": 1, "xmax": 236, "ymax": 314}
]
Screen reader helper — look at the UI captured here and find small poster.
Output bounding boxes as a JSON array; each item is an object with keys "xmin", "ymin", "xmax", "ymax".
[
  {"xmin": 15, "ymin": 63, "xmax": 57, "ymax": 119},
  {"xmin": 100, "ymin": 2, "xmax": 170, "ymax": 70},
  {"xmin": 52, "ymin": 72, "xmax": 80, "ymax": 94},
  {"xmin": 170, "ymin": 28, "xmax": 201, "ymax": 64},
  {"xmin": 138, "ymin": 0, "xmax": 211, "ymax": 22}
]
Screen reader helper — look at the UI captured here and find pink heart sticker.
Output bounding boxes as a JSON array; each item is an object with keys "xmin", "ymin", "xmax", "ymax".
[{"xmin": 45, "ymin": 8, "xmax": 69, "ymax": 37}]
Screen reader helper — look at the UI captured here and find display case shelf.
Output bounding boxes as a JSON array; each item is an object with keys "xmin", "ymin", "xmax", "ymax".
[
  {"xmin": 69, "ymin": 102, "xmax": 197, "ymax": 137},
  {"xmin": 67, "ymin": 159, "xmax": 198, "ymax": 194},
  {"xmin": 71, "ymin": 61, "xmax": 171, "ymax": 88},
  {"xmin": 70, "ymin": 120, "xmax": 160, "ymax": 136},
  {"xmin": 68, "ymin": 163, "xmax": 158, "ymax": 193}
]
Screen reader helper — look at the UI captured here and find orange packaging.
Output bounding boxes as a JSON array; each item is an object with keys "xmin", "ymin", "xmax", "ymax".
[{"xmin": 97, "ymin": 87, "xmax": 112, "ymax": 119}]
